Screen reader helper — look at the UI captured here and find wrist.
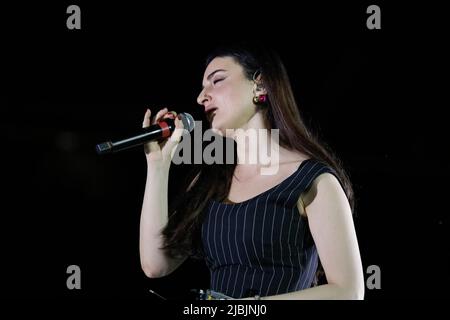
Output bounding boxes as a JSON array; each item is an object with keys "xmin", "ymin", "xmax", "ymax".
[
  {"xmin": 146, "ymin": 160, "xmax": 171, "ymax": 174},
  {"xmin": 146, "ymin": 157, "xmax": 171, "ymax": 168}
]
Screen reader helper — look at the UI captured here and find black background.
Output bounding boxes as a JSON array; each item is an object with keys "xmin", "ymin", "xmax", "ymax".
[{"xmin": 2, "ymin": 1, "xmax": 448, "ymax": 301}]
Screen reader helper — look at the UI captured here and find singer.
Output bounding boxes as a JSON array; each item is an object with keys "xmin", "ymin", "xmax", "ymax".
[{"xmin": 139, "ymin": 43, "xmax": 364, "ymax": 300}]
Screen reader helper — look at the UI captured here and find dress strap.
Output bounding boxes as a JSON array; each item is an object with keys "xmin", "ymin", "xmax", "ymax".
[{"xmin": 279, "ymin": 159, "xmax": 339, "ymax": 208}]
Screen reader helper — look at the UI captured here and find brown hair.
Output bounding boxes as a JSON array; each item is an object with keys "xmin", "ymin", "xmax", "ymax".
[{"xmin": 161, "ymin": 43, "xmax": 354, "ymax": 285}]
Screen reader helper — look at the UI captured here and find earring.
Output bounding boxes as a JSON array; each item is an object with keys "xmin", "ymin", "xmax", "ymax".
[
  {"xmin": 253, "ymin": 94, "xmax": 268, "ymax": 105},
  {"xmin": 252, "ymin": 70, "xmax": 268, "ymax": 105}
]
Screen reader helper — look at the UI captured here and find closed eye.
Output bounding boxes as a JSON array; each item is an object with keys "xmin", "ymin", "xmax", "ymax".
[{"xmin": 213, "ymin": 78, "xmax": 224, "ymax": 85}]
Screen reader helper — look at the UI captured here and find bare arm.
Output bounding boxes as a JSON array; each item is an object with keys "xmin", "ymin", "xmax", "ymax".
[
  {"xmin": 139, "ymin": 108, "xmax": 188, "ymax": 278},
  {"xmin": 139, "ymin": 161, "xmax": 187, "ymax": 278}
]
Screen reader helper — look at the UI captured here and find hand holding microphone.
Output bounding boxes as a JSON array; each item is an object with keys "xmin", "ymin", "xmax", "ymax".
[
  {"xmin": 96, "ymin": 108, "xmax": 195, "ymax": 163},
  {"xmin": 143, "ymin": 108, "xmax": 186, "ymax": 163}
]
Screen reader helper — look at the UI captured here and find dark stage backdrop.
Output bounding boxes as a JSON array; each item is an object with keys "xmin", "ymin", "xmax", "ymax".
[{"xmin": 2, "ymin": 2, "xmax": 447, "ymax": 301}]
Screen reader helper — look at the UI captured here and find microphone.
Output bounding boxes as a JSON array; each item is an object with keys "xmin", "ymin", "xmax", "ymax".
[{"xmin": 96, "ymin": 112, "xmax": 195, "ymax": 155}]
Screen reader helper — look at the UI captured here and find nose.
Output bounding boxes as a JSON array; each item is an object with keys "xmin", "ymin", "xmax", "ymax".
[{"xmin": 197, "ymin": 88, "xmax": 211, "ymax": 107}]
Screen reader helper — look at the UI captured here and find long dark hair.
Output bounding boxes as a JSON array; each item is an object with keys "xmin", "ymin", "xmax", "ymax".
[{"xmin": 161, "ymin": 44, "xmax": 354, "ymax": 277}]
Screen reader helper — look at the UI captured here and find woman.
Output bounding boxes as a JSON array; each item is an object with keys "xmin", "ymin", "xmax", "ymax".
[{"xmin": 139, "ymin": 43, "xmax": 364, "ymax": 300}]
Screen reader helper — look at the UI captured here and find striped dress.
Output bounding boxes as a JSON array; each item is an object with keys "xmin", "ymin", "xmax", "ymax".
[{"xmin": 200, "ymin": 158, "xmax": 339, "ymax": 298}]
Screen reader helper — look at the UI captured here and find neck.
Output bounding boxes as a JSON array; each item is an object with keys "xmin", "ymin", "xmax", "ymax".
[{"xmin": 230, "ymin": 112, "xmax": 280, "ymax": 176}]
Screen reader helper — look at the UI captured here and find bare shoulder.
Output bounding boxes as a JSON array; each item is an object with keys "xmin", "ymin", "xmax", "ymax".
[{"xmin": 297, "ymin": 173, "xmax": 347, "ymax": 217}]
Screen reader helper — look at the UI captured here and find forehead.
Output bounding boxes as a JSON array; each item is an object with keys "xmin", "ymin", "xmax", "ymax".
[{"xmin": 203, "ymin": 56, "xmax": 241, "ymax": 78}]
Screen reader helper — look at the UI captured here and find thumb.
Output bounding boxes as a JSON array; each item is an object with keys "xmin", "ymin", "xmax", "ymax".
[{"xmin": 164, "ymin": 117, "xmax": 187, "ymax": 158}]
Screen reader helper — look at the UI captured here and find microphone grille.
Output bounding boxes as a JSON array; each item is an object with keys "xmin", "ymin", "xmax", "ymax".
[{"xmin": 179, "ymin": 113, "xmax": 195, "ymax": 132}]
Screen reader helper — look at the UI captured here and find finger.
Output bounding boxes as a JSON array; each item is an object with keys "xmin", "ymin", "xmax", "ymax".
[
  {"xmin": 167, "ymin": 117, "xmax": 186, "ymax": 145},
  {"xmin": 142, "ymin": 109, "xmax": 151, "ymax": 128},
  {"xmin": 143, "ymin": 109, "xmax": 161, "ymax": 153},
  {"xmin": 163, "ymin": 111, "xmax": 177, "ymax": 120},
  {"xmin": 152, "ymin": 108, "xmax": 169, "ymax": 125},
  {"xmin": 166, "ymin": 118, "xmax": 186, "ymax": 159}
]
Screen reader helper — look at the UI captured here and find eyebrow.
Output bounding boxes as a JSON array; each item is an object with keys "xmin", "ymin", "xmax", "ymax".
[{"xmin": 202, "ymin": 69, "xmax": 227, "ymax": 88}]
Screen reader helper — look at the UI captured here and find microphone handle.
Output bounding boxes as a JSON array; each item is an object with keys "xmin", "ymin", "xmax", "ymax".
[{"xmin": 96, "ymin": 119, "xmax": 175, "ymax": 154}]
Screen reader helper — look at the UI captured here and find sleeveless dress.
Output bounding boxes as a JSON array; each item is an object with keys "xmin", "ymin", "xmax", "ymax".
[{"xmin": 200, "ymin": 158, "xmax": 339, "ymax": 298}]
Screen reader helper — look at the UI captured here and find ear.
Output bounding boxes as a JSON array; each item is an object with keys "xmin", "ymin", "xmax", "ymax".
[{"xmin": 253, "ymin": 73, "xmax": 268, "ymax": 95}]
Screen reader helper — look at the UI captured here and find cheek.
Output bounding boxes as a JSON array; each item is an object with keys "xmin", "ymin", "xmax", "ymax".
[
  {"xmin": 214, "ymin": 84, "xmax": 256, "ymax": 129},
  {"xmin": 221, "ymin": 85, "xmax": 252, "ymax": 113},
  {"xmin": 231, "ymin": 85, "xmax": 252, "ymax": 103}
]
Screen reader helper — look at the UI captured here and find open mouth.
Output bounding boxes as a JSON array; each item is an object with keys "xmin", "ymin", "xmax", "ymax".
[{"xmin": 206, "ymin": 107, "xmax": 218, "ymax": 122}]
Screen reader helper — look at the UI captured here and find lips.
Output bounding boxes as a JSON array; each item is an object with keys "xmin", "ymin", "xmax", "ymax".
[{"xmin": 206, "ymin": 107, "xmax": 218, "ymax": 122}]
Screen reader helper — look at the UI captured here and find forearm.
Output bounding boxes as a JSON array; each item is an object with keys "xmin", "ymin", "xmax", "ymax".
[
  {"xmin": 139, "ymin": 161, "xmax": 172, "ymax": 276},
  {"xmin": 141, "ymin": 162, "xmax": 170, "ymax": 230},
  {"xmin": 244, "ymin": 283, "xmax": 364, "ymax": 300}
]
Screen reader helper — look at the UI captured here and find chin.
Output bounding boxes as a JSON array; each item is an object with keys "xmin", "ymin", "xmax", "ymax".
[
  {"xmin": 209, "ymin": 126, "xmax": 224, "ymax": 136},
  {"xmin": 208, "ymin": 119, "xmax": 223, "ymax": 136},
  {"xmin": 210, "ymin": 119, "xmax": 235, "ymax": 138}
]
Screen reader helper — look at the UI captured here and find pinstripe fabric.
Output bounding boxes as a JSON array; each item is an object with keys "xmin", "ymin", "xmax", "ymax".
[{"xmin": 201, "ymin": 159, "xmax": 339, "ymax": 298}]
